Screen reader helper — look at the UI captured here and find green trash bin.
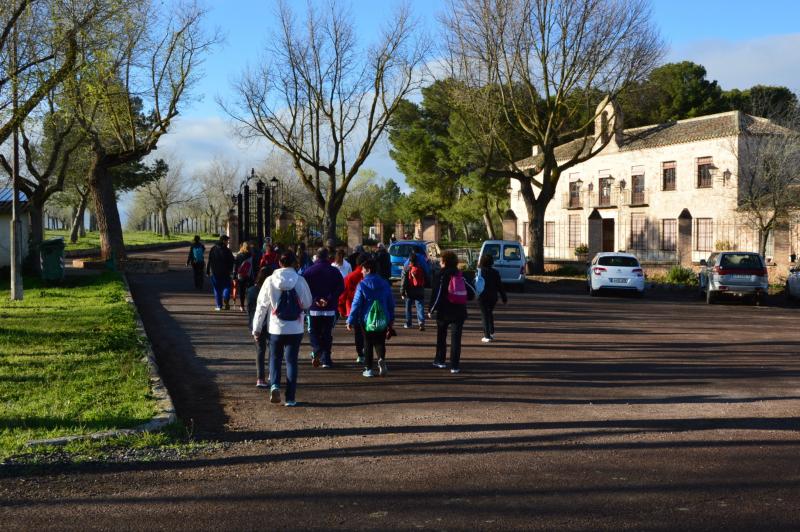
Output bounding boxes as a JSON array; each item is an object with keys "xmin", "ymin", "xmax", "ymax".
[{"xmin": 40, "ymin": 238, "xmax": 66, "ymax": 281}]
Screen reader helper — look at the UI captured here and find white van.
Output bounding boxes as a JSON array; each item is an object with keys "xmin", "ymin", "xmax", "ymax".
[{"xmin": 478, "ymin": 240, "xmax": 527, "ymax": 288}]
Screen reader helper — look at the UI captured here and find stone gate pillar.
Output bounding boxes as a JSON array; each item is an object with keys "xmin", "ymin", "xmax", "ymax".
[
  {"xmin": 772, "ymin": 224, "xmax": 792, "ymax": 279},
  {"xmin": 347, "ymin": 215, "xmax": 363, "ymax": 252},
  {"xmin": 226, "ymin": 210, "xmax": 239, "ymax": 251},
  {"xmin": 677, "ymin": 209, "xmax": 693, "ymax": 267},
  {"xmin": 374, "ymin": 219, "xmax": 384, "ymax": 244},
  {"xmin": 421, "ymin": 215, "xmax": 439, "ymax": 242},
  {"xmin": 502, "ymin": 210, "xmax": 517, "ymax": 241},
  {"xmin": 395, "ymin": 221, "xmax": 405, "ymax": 241}
]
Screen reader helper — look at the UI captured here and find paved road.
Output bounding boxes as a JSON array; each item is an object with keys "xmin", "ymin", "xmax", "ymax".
[{"xmin": 2, "ymin": 247, "xmax": 800, "ymax": 530}]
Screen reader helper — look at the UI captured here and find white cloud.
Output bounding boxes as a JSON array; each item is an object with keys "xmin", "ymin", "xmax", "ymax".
[{"xmin": 669, "ymin": 33, "xmax": 800, "ymax": 92}]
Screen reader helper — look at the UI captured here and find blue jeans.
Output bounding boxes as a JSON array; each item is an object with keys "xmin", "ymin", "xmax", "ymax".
[
  {"xmin": 255, "ymin": 324, "xmax": 269, "ymax": 381},
  {"xmin": 269, "ymin": 333, "xmax": 302, "ymax": 402},
  {"xmin": 309, "ymin": 315, "xmax": 336, "ymax": 366},
  {"xmin": 210, "ymin": 275, "xmax": 231, "ymax": 308},
  {"xmin": 404, "ymin": 297, "xmax": 425, "ymax": 327}
]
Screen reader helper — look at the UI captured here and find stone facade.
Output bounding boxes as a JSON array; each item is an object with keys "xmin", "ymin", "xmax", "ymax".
[{"xmin": 509, "ymin": 107, "xmax": 795, "ymax": 276}]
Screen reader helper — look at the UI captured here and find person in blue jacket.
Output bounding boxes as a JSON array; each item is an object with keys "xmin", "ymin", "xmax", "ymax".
[{"xmin": 346, "ymin": 258, "xmax": 395, "ymax": 378}]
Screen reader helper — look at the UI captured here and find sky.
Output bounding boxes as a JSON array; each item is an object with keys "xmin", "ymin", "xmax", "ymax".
[{"xmin": 156, "ymin": 0, "xmax": 800, "ymax": 196}]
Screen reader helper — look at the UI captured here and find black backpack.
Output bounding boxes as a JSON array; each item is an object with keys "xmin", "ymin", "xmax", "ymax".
[{"xmin": 274, "ymin": 288, "xmax": 301, "ymax": 321}]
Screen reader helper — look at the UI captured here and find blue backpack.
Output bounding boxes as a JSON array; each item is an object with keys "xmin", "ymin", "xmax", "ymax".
[
  {"xmin": 474, "ymin": 269, "xmax": 485, "ymax": 296},
  {"xmin": 192, "ymin": 246, "xmax": 204, "ymax": 263},
  {"xmin": 274, "ymin": 289, "xmax": 302, "ymax": 321}
]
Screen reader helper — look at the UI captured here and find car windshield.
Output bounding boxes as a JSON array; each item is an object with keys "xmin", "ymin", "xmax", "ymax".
[
  {"xmin": 503, "ymin": 246, "xmax": 522, "ymax": 261},
  {"xmin": 390, "ymin": 244, "xmax": 424, "ymax": 258},
  {"xmin": 720, "ymin": 253, "xmax": 762, "ymax": 270},
  {"xmin": 483, "ymin": 244, "xmax": 501, "ymax": 259},
  {"xmin": 597, "ymin": 256, "xmax": 639, "ymax": 267}
]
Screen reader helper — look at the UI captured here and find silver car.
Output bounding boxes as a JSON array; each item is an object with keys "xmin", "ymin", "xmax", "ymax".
[{"xmin": 698, "ymin": 252, "xmax": 768, "ymax": 305}]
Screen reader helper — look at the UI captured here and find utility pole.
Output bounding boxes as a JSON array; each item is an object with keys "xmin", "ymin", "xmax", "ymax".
[{"xmin": 10, "ymin": 21, "xmax": 23, "ymax": 301}]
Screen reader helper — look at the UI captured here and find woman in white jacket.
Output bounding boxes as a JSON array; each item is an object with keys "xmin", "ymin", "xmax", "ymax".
[{"xmin": 252, "ymin": 252, "xmax": 313, "ymax": 406}]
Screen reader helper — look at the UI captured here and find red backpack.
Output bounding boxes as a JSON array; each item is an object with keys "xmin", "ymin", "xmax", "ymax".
[
  {"xmin": 409, "ymin": 265, "xmax": 425, "ymax": 288},
  {"xmin": 237, "ymin": 258, "xmax": 253, "ymax": 280},
  {"xmin": 447, "ymin": 271, "xmax": 468, "ymax": 304}
]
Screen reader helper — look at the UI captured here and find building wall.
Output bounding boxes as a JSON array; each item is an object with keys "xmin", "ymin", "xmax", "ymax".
[
  {"xmin": 510, "ymin": 135, "xmax": 744, "ymax": 263},
  {"xmin": 0, "ymin": 213, "xmax": 30, "ymax": 268}
]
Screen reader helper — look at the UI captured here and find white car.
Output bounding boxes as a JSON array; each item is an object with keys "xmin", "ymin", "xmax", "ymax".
[
  {"xmin": 786, "ymin": 266, "xmax": 800, "ymax": 302},
  {"xmin": 587, "ymin": 252, "xmax": 645, "ymax": 296}
]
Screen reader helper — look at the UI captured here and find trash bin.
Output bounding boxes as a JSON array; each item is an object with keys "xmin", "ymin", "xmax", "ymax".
[{"xmin": 40, "ymin": 238, "xmax": 66, "ymax": 281}]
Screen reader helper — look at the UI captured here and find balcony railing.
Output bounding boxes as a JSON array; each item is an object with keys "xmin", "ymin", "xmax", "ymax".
[
  {"xmin": 589, "ymin": 189, "xmax": 620, "ymax": 208},
  {"xmin": 623, "ymin": 189, "xmax": 649, "ymax": 206},
  {"xmin": 561, "ymin": 192, "xmax": 584, "ymax": 209}
]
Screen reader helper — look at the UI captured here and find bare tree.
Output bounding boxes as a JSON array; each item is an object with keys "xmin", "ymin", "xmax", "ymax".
[
  {"xmin": 68, "ymin": 1, "xmax": 217, "ymax": 260},
  {"xmin": 136, "ymin": 160, "xmax": 191, "ymax": 237},
  {"xmin": 734, "ymin": 106, "xmax": 800, "ymax": 258},
  {"xmin": 197, "ymin": 157, "xmax": 239, "ymax": 235},
  {"xmin": 222, "ymin": 1, "xmax": 428, "ymax": 245},
  {"xmin": 444, "ymin": 0, "xmax": 662, "ymax": 272}
]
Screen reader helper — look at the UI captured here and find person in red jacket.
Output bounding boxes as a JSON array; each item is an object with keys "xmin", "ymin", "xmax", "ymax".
[
  {"xmin": 338, "ymin": 253, "xmax": 367, "ymax": 365},
  {"xmin": 259, "ymin": 239, "xmax": 279, "ymax": 270}
]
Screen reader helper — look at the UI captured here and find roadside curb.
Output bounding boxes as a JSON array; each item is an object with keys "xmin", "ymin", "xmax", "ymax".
[
  {"xmin": 26, "ymin": 274, "xmax": 178, "ymax": 448},
  {"xmin": 65, "ymin": 240, "xmax": 195, "ymax": 259}
]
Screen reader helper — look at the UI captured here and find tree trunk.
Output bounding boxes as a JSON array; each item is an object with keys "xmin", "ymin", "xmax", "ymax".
[
  {"xmin": 69, "ymin": 193, "xmax": 88, "ymax": 243},
  {"xmin": 483, "ymin": 211, "xmax": 496, "ymax": 239},
  {"xmin": 461, "ymin": 222, "xmax": 470, "ymax": 242},
  {"xmin": 160, "ymin": 208, "xmax": 170, "ymax": 237},
  {"xmin": 759, "ymin": 227, "xmax": 770, "ymax": 258},
  {"xmin": 446, "ymin": 224, "xmax": 456, "ymax": 242},
  {"xmin": 89, "ymin": 161, "xmax": 127, "ymax": 261},
  {"xmin": 28, "ymin": 202, "xmax": 44, "ymax": 273},
  {"xmin": 322, "ymin": 199, "xmax": 340, "ymax": 246},
  {"xmin": 526, "ymin": 206, "xmax": 545, "ymax": 274}
]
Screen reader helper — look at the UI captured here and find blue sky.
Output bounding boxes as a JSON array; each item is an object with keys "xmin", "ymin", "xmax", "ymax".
[{"xmin": 157, "ymin": 0, "xmax": 800, "ymax": 192}]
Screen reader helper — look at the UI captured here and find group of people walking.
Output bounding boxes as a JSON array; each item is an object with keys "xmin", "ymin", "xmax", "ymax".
[{"xmin": 188, "ymin": 235, "xmax": 509, "ymax": 406}]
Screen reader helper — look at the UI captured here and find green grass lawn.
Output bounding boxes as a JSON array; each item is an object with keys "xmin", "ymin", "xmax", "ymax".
[
  {"xmin": 44, "ymin": 230, "xmax": 213, "ymax": 252},
  {"xmin": 0, "ymin": 273, "xmax": 156, "ymax": 459}
]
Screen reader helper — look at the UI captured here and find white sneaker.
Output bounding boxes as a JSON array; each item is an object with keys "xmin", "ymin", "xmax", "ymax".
[
  {"xmin": 378, "ymin": 359, "xmax": 387, "ymax": 376},
  {"xmin": 432, "ymin": 362, "xmax": 447, "ymax": 369},
  {"xmin": 481, "ymin": 337, "xmax": 492, "ymax": 343},
  {"xmin": 214, "ymin": 307, "xmax": 221, "ymax": 311},
  {"xmin": 269, "ymin": 386, "xmax": 281, "ymax": 404},
  {"xmin": 284, "ymin": 400, "xmax": 297, "ymax": 407},
  {"xmin": 450, "ymin": 368, "xmax": 461, "ymax": 374},
  {"xmin": 362, "ymin": 368, "xmax": 376, "ymax": 377},
  {"xmin": 403, "ymin": 324, "xmax": 411, "ymax": 329}
]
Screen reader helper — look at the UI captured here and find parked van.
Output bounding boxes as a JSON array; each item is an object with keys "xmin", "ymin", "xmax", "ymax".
[
  {"xmin": 388, "ymin": 240, "xmax": 441, "ymax": 280},
  {"xmin": 478, "ymin": 240, "xmax": 526, "ymax": 288}
]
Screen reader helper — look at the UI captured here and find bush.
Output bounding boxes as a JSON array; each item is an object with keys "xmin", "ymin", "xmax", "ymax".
[
  {"xmin": 665, "ymin": 265, "xmax": 697, "ymax": 286},
  {"xmin": 574, "ymin": 244, "xmax": 588, "ymax": 255}
]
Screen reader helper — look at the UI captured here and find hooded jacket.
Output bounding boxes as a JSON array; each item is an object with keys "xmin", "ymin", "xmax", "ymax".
[
  {"xmin": 347, "ymin": 273, "xmax": 395, "ymax": 328},
  {"xmin": 338, "ymin": 266, "xmax": 364, "ymax": 317},
  {"xmin": 252, "ymin": 267, "xmax": 313, "ymax": 336},
  {"xmin": 302, "ymin": 259, "xmax": 345, "ymax": 314},
  {"xmin": 206, "ymin": 243, "xmax": 235, "ymax": 277}
]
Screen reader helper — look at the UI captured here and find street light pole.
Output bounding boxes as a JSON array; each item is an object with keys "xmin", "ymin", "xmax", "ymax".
[{"xmin": 10, "ymin": 22, "xmax": 23, "ymax": 301}]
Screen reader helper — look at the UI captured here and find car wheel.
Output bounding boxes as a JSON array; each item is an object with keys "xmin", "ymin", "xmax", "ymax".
[
  {"xmin": 786, "ymin": 282, "xmax": 793, "ymax": 303},
  {"xmin": 636, "ymin": 290, "xmax": 645, "ymax": 299},
  {"xmin": 589, "ymin": 284, "xmax": 598, "ymax": 297},
  {"xmin": 518, "ymin": 282, "xmax": 525, "ymax": 294},
  {"xmin": 754, "ymin": 293, "xmax": 763, "ymax": 307},
  {"xmin": 706, "ymin": 289, "xmax": 716, "ymax": 304}
]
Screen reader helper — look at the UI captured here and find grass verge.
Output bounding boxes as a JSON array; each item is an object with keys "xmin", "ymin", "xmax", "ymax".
[
  {"xmin": 44, "ymin": 230, "xmax": 215, "ymax": 252},
  {"xmin": 0, "ymin": 272, "xmax": 156, "ymax": 460}
]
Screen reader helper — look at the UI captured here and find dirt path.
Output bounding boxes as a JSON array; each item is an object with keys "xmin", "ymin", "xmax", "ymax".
[{"xmin": 2, "ymin": 247, "xmax": 800, "ymax": 530}]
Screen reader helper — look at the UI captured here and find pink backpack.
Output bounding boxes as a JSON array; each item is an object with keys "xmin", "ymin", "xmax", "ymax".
[{"xmin": 447, "ymin": 271, "xmax": 468, "ymax": 304}]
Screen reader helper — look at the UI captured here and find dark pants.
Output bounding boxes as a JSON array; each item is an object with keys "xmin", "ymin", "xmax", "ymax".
[
  {"xmin": 479, "ymin": 299, "xmax": 496, "ymax": 338},
  {"xmin": 210, "ymin": 275, "xmax": 231, "ymax": 308},
  {"xmin": 192, "ymin": 262, "xmax": 204, "ymax": 289},
  {"xmin": 362, "ymin": 326, "xmax": 387, "ymax": 369},
  {"xmin": 353, "ymin": 321, "xmax": 364, "ymax": 358},
  {"xmin": 237, "ymin": 278, "xmax": 250, "ymax": 308},
  {"xmin": 309, "ymin": 315, "xmax": 336, "ymax": 366},
  {"xmin": 435, "ymin": 318, "xmax": 465, "ymax": 370},
  {"xmin": 255, "ymin": 325, "xmax": 269, "ymax": 381},
  {"xmin": 269, "ymin": 333, "xmax": 302, "ymax": 402}
]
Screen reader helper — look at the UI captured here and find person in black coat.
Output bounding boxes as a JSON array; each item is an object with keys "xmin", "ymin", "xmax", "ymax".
[
  {"xmin": 375, "ymin": 243, "xmax": 392, "ymax": 280},
  {"xmin": 428, "ymin": 251, "xmax": 475, "ymax": 373},
  {"xmin": 476, "ymin": 253, "xmax": 507, "ymax": 342},
  {"xmin": 206, "ymin": 235, "xmax": 235, "ymax": 310}
]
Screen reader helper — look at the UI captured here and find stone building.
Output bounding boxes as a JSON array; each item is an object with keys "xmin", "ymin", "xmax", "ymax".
[
  {"xmin": 509, "ymin": 100, "xmax": 796, "ymax": 271},
  {"xmin": 0, "ymin": 188, "xmax": 30, "ymax": 268}
]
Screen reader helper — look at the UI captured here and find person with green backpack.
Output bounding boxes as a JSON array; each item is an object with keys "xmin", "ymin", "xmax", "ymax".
[{"xmin": 346, "ymin": 258, "xmax": 396, "ymax": 378}]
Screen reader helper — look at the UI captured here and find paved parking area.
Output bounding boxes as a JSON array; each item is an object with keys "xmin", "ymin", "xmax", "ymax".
[{"xmin": 2, "ymin": 247, "xmax": 799, "ymax": 530}]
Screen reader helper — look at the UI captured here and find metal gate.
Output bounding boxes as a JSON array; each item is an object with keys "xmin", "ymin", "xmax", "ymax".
[{"xmin": 234, "ymin": 179, "xmax": 273, "ymax": 249}]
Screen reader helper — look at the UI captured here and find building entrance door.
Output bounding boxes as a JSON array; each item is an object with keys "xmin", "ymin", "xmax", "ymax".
[{"xmin": 602, "ymin": 218, "xmax": 615, "ymax": 252}]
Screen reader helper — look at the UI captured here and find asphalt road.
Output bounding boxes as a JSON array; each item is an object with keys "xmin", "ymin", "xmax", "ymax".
[{"xmin": 2, "ymin": 247, "xmax": 800, "ymax": 530}]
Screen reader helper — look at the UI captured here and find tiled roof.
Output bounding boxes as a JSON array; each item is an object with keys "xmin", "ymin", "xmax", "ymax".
[
  {"xmin": 0, "ymin": 187, "xmax": 28, "ymax": 214},
  {"xmin": 515, "ymin": 111, "xmax": 794, "ymax": 169}
]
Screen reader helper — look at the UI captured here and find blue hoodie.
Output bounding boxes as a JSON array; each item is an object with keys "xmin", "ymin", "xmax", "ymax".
[{"xmin": 347, "ymin": 273, "xmax": 395, "ymax": 327}]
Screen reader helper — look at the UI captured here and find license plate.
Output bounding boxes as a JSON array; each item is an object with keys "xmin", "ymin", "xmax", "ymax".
[{"xmin": 610, "ymin": 278, "xmax": 627, "ymax": 283}]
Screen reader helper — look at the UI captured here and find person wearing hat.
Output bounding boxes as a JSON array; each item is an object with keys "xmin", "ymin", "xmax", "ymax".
[{"xmin": 206, "ymin": 235, "xmax": 235, "ymax": 311}]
